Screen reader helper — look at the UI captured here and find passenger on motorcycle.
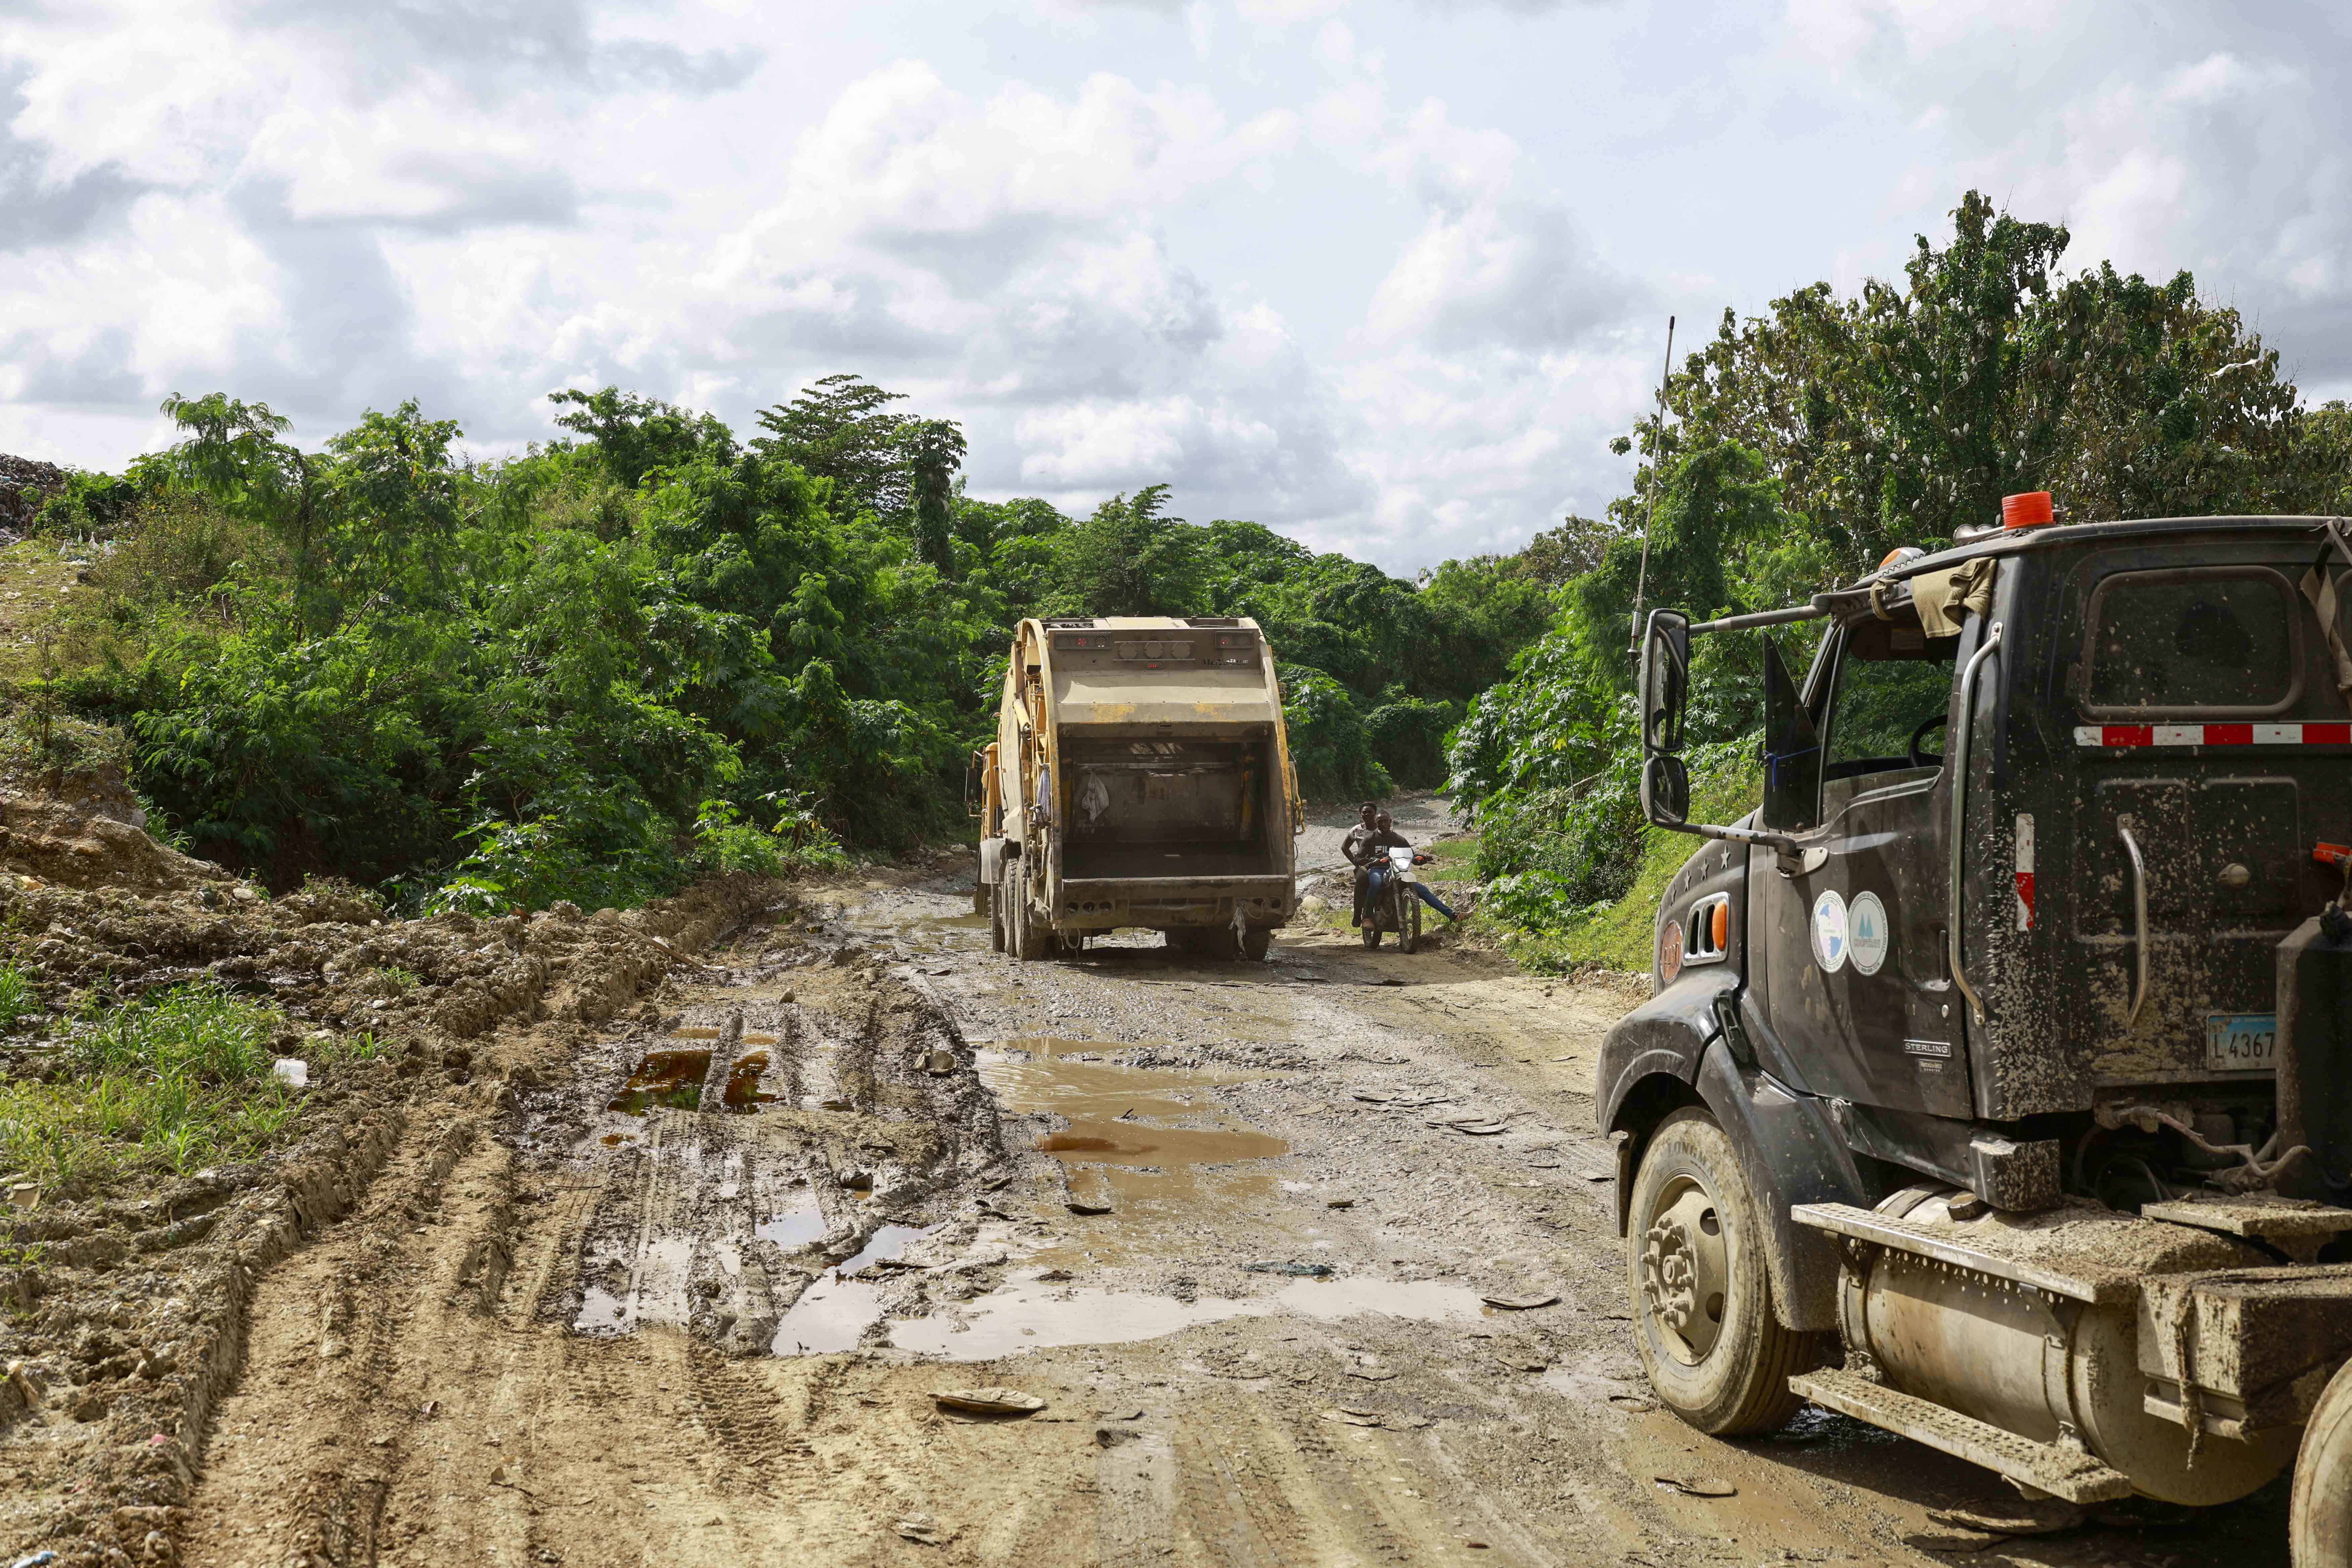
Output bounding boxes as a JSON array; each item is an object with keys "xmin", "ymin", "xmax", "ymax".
[
  {"xmin": 1363, "ymin": 812, "xmax": 1459, "ymax": 923},
  {"xmin": 1341, "ymin": 801, "xmax": 1391, "ymax": 927}
]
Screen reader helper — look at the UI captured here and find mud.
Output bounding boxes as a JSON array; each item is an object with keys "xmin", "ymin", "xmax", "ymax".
[{"xmin": 28, "ymin": 858, "xmax": 2297, "ymax": 1566}]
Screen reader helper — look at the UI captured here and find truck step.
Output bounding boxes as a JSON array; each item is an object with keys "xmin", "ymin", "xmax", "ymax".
[
  {"xmin": 1788, "ymin": 1368, "xmax": 2134, "ymax": 1504},
  {"xmin": 1790, "ymin": 1202, "xmax": 2120, "ymax": 1303}
]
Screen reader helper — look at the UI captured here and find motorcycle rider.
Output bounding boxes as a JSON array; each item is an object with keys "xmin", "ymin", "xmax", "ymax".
[
  {"xmin": 1341, "ymin": 802, "xmax": 1394, "ymax": 927},
  {"xmin": 1363, "ymin": 811, "xmax": 1459, "ymax": 924}
]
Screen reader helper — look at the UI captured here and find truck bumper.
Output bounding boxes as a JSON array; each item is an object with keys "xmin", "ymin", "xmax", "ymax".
[{"xmin": 1053, "ymin": 874, "xmax": 1294, "ymax": 931}]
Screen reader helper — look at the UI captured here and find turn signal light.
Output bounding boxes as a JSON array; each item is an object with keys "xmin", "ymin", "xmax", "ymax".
[{"xmin": 2002, "ymin": 492, "xmax": 2055, "ymax": 529}]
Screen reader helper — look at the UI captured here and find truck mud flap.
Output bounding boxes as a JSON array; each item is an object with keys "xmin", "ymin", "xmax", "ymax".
[{"xmin": 1694, "ymin": 1039, "xmax": 1870, "ymax": 1334}]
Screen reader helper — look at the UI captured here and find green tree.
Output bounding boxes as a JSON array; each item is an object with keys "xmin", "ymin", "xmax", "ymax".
[{"xmin": 1052, "ymin": 485, "xmax": 1205, "ymax": 617}]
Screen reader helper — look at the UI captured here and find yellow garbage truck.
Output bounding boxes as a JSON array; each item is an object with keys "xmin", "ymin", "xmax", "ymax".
[{"xmin": 972, "ymin": 616, "xmax": 1302, "ymax": 960}]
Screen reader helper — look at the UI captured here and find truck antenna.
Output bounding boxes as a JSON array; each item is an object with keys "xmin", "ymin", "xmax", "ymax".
[{"xmin": 1628, "ymin": 313, "xmax": 1677, "ymax": 654}]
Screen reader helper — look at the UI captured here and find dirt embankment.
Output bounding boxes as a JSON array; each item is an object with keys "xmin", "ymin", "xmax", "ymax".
[{"xmin": 0, "ymin": 793, "xmax": 790, "ymax": 1566}]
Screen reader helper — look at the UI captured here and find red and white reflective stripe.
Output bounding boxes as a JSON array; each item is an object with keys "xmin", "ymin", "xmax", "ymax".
[
  {"xmin": 2013, "ymin": 812, "xmax": 2035, "ymax": 932},
  {"xmin": 2073, "ymin": 723, "xmax": 2352, "ymax": 748}
]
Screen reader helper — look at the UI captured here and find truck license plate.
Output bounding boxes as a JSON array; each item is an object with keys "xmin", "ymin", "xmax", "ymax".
[{"xmin": 2204, "ymin": 1013, "xmax": 2278, "ymax": 1073}]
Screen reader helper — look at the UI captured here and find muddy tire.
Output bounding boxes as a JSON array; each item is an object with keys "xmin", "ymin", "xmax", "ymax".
[
  {"xmin": 1403, "ymin": 899, "xmax": 1420, "ymax": 955},
  {"xmin": 989, "ymin": 885, "xmax": 1006, "ymax": 952},
  {"xmin": 1242, "ymin": 926, "xmax": 1272, "ymax": 961},
  {"xmin": 2293, "ymin": 1356, "xmax": 2352, "ymax": 1566},
  {"xmin": 1362, "ymin": 922, "xmax": 1381, "ymax": 949},
  {"xmin": 1004, "ymin": 864, "xmax": 1047, "ymax": 962},
  {"xmin": 1627, "ymin": 1108, "xmax": 1821, "ymax": 1435}
]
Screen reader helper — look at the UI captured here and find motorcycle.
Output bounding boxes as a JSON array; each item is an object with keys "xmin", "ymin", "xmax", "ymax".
[{"xmin": 1361, "ymin": 845, "xmax": 1434, "ymax": 953}]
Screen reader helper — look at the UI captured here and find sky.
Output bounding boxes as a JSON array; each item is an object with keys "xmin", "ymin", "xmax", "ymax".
[{"xmin": 3, "ymin": 0, "xmax": 2349, "ymax": 574}]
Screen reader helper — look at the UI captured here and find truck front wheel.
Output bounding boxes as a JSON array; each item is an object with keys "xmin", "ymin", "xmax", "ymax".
[
  {"xmin": 2293, "ymin": 1355, "xmax": 2352, "ymax": 1566},
  {"xmin": 1627, "ymin": 1108, "xmax": 1821, "ymax": 1435}
]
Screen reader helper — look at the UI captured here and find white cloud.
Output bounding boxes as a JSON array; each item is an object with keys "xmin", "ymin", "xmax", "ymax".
[{"xmin": 6, "ymin": 0, "xmax": 2350, "ymax": 573}]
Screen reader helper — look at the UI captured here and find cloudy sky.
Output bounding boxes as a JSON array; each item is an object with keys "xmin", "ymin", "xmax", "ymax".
[{"xmin": 3, "ymin": 1, "xmax": 2348, "ymax": 571}]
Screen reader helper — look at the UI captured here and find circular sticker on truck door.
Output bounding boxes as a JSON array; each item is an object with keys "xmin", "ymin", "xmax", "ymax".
[
  {"xmin": 1810, "ymin": 890, "xmax": 1849, "ymax": 973},
  {"xmin": 1848, "ymin": 891, "xmax": 1890, "ymax": 976}
]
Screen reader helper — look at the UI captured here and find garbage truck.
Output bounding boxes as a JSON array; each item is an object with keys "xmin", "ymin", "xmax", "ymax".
[
  {"xmin": 972, "ymin": 616, "xmax": 1302, "ymax": 960},
  {"xmin": 1600, "ymin": 497, "xmax": 2352, "ymax": 1559}
]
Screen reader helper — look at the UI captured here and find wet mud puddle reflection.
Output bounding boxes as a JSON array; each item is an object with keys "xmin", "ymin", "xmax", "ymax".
[
  {"xmin": 982, "ymin": 1037, "xmax": 1297, "ymax": 1260},
  {"xmin": 881, "ymin": 1034, "xmax": 1485, "ymax": 1361},
  {"xmin": 893, "ymin": 1270, "xmax": 1487, "ymax": 1360},
  {"xmin": 770, "ymin": 1223, "xmax": 939, "ymax": 1355}
]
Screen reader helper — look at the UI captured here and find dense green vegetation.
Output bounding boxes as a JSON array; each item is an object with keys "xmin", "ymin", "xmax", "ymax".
[
  {"xmin": 23, "ymin": 189, "xmax": 2346, "ymax": 948},
  {"xmin": 24, "ymin": 383, "xmax": 1556, "ymax": 910},
  {"xmin": 1454, "ymin": 192, "xmax": 2352, "ymax": 963},
  {"xmin": 0, "ymin": 978, "xmax": 375, "ymax": 1183}
]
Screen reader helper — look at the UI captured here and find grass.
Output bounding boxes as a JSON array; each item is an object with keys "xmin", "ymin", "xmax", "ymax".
[
  {"xmin": 0, "ymin": 978, "xmax": 366, "ymax": 1188},
  {"xmin": 1495, "ymin": 759, "xmax": 1764, "ymax": 975}
]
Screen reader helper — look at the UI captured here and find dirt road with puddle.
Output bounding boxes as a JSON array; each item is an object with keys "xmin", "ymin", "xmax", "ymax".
[{"xmin": 174, "ymin": 866, "xmax": 2293, "ymax": 1567}]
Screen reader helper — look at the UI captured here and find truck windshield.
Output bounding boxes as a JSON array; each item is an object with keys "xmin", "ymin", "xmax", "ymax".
[
  {"xmin": 2084, "ymin": 567, "xmax": 2297, "ymax": 712},
  {"xmin": 1825, "ymin": 619, "xmax": 1959, "ymax": 780}
]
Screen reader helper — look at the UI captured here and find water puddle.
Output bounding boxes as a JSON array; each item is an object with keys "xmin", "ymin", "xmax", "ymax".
[
  {"xmin": 766, "ymin": 1225, "xmax": 939, "ymax": 1356},
  {"xmin": 890, "ymin": 1272, "xmax": 1486, "ymax": 1360},
  {"xmin": 839, "ymin": 1222, "xmax": 937, "ymax": 1275},
  {"xmin": 607, "ymin": 1049, "xmax": 710, "ymax": 1114},
  {"xmin": 757, "ymin": 1192, "xmax": 828, "ymax": 1251},
  {"xmin": 771, "ymin": 1275, "xmax": 884, "ymax": 1355},
  {"xmin": 979, "ymin": 1038, "xmax": 1305, "ymax": 1265},
  {"xmin": 722, "ymin": 1050, "xmax": 779, "ymax": 1110}
]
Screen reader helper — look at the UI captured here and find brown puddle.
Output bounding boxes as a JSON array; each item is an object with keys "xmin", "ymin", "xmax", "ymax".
[
  {"xmin": 607, "ymin": 1048, "xmax": 710, "ymax": 1114},
  {"xmin": 1032, "ymin": 1126, "xmax": 1288, "ymax": 1163},
  {"xmin": 980, "ymin": 1039, "xmax": 1303, "ymax": 1265},
  {"xmin": 599, "ymin": 1133, "xmax": 635, "ymax": 1146},
  {"xmin": 742, "ymin": 1032, "xmax": 779, "ymax": 1047},
  {"xmin": 723, "ymin": 1050, "xmax": 780, "ymax": 1111}
]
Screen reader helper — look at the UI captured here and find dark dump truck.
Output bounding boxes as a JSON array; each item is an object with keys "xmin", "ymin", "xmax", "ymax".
[
  {"xmin": 1602, "ymin": 497, "xmax": 2352, "ymax": 1560},
  {"xmin": 974, "ymin": 616, "xmax": 1302, "ymax": 960}
]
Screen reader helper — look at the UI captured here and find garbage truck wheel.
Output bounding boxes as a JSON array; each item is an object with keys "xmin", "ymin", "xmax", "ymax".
[
  {"xmin": 1242, "ymin": 926, "xmax": 1272, "ymax": 961},
  {"xmin": 1628, "ymin": 1109, "xmax": 1823, "ymax": 1435},
  {"xmin": 989, "ymin": 884, "xmax": 1006, "ymax": 952},
  {"xmin": 2292, "ymin": 1355, "xmax": 2352, "ymax": 1566}
]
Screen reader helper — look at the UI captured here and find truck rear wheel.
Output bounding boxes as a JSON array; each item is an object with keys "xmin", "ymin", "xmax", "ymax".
[
  {"xmin": 1628, "ymin": 1108, "xmax": 1821, "ymax": 1435},
  {"xmin": 1003, "ymin": 864, "xmax": 1049, "ymax": 962},
  {"xmin": 2293, "ymin": 1356, "xmax": 2352, "ymax": 1566}
]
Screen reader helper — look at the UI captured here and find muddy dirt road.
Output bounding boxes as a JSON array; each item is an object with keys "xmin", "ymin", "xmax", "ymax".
[{"xmin": 174, "ymin": 868, "xmax": 2292, "ymax": 1567}]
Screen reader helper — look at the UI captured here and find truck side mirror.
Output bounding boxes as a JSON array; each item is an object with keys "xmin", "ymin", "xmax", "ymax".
[
  {"xmin": 1639, "ymin": 610, "xmax": 1691, "ymax": 756},
  {"xmin": 1641, "ymin": 753, "xmax": 1691, "ymax": 827}
]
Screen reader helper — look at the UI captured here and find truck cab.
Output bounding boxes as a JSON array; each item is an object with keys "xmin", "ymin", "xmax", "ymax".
[{"xmin": 1598, "ymin": 505, "xmax": 2352, "ymax": 1554}]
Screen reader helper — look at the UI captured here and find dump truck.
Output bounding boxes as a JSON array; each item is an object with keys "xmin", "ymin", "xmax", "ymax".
[
  {"xmin": 1603, "ymin": 497, "xmax": 2352, "ymax": 1559},
  {"xmin": 972, "ymin": 616, "xmax": 1302, "ymax": 960}
]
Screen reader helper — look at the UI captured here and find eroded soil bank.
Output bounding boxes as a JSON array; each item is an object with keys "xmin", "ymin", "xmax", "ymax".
[{"xmin": 23, "ymin": 857, "xmax": 2295, "ymax": 1566}]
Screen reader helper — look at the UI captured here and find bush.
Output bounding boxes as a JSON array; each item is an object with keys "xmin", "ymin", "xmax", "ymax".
[
  {"xmin": 1279, "ymin": 664, "xmax": 1391, "ymax": 802},
  {"xmin": 0, "ymin": 983, "xmax": 308, "ymax": 1184},
  {"xmin": 1363, "ymin": 694, "xmax": 1459, "ymax": 791}
]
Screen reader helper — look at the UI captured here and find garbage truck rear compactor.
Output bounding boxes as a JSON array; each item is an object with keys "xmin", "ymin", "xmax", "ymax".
[
  {"xmin": 1601, "ymin": 503, "xmax": 2352, "ymax": 1561},
  {"xmin": 974, "ymin": 617, "xmax": 1302, "ymax": 961}
]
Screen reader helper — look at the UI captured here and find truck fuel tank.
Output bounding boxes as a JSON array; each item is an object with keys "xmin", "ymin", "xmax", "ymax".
[{"xmin": 1814, "ymin": 1188, "xmax": 2297, "ymax": 1507}]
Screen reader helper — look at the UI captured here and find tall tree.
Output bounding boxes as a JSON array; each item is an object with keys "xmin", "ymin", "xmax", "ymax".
[
  {"xmin": 752, "ymin": 374, "xmax": 909, "ymax": 520},
  {"xmin": 1053, "ymin": 485, "xmax": 1205, "ymax": 617},
  {"xmin": 900, "ymin": 418, "xmax": 968, "ymax": 574}
]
